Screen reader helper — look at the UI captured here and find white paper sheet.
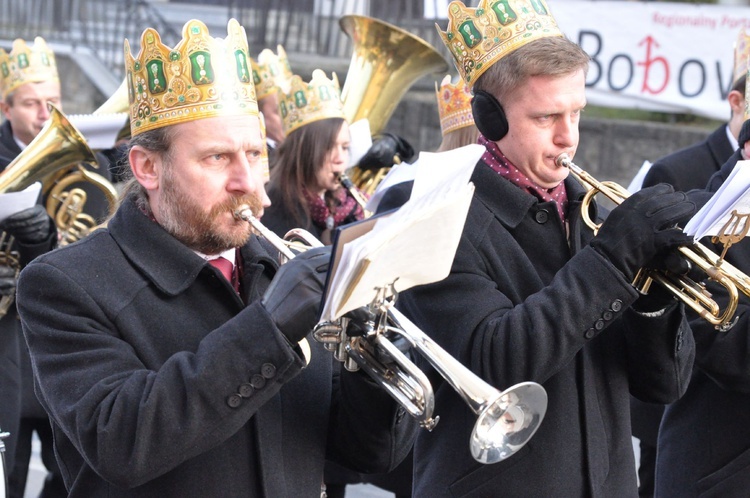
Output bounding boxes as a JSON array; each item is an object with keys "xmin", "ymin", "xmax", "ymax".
[
  {"xmin": 320, "ymin": 144, "xmax": 483, "ymax": 321},
  {"xmin": 0, "ymin": 182, "xmax": 42, "ymax": 223},
  {"xmin": 684, "ymin": 160, "xmax": 750, "ymax": 241}
]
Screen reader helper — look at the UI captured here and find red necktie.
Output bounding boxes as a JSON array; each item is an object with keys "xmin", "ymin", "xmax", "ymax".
[{"xmin": 209, "ymin": 257, "xmax": 234, "ymax": 285}]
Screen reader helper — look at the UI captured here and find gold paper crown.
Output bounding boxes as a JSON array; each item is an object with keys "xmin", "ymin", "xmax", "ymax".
[
  {"xmin": 436, "ymin": 74, "xmax": 474, "ymax": 135},
  {"xmin": 124, "ymin": 18, "xmax": 258, "ymax": 136},
  {"xmin": 251, "ymin": 45, "xmax": 294, "ymax": 100},
  {"xmin": 733, "ymin": 28, "xmax": 750, "ymax": 88},
  {"xmin": 278, "ymin": 69, "xmax": 344, "ymax": 135},
  {"xmin": 437, "ymin": 0, "xmax": 562, "ymax": 85},
  {"xmin": 0, "ymin": 37, "xmax": 59, "ymax": 99}
]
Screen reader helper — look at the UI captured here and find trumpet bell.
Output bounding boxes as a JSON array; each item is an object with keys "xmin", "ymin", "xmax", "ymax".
[{"xmin": 472, "ymin": 381, "xmax": 548, "ymax": 464}]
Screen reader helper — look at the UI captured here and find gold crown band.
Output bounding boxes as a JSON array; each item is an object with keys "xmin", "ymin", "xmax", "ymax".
[
  {"xmin": 436, "ymin": 0, "xmax": 562, "ymax": 85},
  {"xmin": 124, "ymin": 18, "xmax": 258, "ymax": 136},
  {"xmin": 0, "ymin": 37, "xmax": 59, "ymax": 99},
  {"xmin": 436, "ymin": 75, "xmax": 474, "ymax": 135},
  {"xmin": 279, "ymin": 69, "xmax": 345, "ymax": 135},
  {"xmin": 734, "ymin": 28, "xmax": 750, "ymax": 89},
  {"xmin": 251, "ymin": 45, "xmax": 293, "ymax": 101}
]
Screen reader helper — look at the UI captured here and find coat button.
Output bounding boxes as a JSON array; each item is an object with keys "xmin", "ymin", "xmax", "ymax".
[
  {"xmin": 534, "ymin": 209, "xmax": 549, "ymax": 224},
  {"xmin": 261, "ymin": 363, "xmax": 276, "ymax": 379},
  {"xmin": 227, "ymin": 394, "xmax": 242, "ymax": 408},
  {"xmin": 584, "ymin": 328, "xmax": 596, "ymax": 339},
  {"xmin": 251, "ymin": 374, "xmax": 266, "ymax": 389},
  {"xmin": 611, "ymin": 299, "xmax": 623, "ymax": 312},
  {"xmin": 594, "ymin": 319, "xmax": 605, "ymax": 331},
  {"xmin": 602, "ymin": 311, "xmax": 614, "ymax": 321},
  {"xmin": 239, "ymin": 383, "xmax": 254, "ymax": 398}
]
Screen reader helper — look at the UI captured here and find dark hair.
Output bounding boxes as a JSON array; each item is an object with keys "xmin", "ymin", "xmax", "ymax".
[{"xmin": 268, "ymin": 117, "xmax": 345, "ymax": 226}]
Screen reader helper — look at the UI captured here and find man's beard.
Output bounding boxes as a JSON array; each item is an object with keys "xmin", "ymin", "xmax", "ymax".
[{"xmin": 158, "ymin": 170, "xmax": 261, "ymax": 255}]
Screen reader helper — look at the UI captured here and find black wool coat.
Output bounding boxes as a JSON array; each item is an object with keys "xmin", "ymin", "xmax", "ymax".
[
  {"xmin": 396, "ymin": 160, "xmax": 694, "ymax": 497},
  {"xmin": 656, "ymin": 149, "xmax": 750, "ymax": 497},
  {"xmin": 642, "ymin": 124, "xmax": 735, "ymax": 193},
  {"xmin": 16, "ymin": 197, "xmax": 415, "ymax": 497}
]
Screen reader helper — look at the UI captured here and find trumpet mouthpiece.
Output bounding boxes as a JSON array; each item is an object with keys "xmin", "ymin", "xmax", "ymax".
[
  {"xmin": 555, "ymin": 153, "xmax": 571, "ymax": 168},
  {"xmin": 233, "ymin": 205, "xmax": 254, "ymax": 222}
]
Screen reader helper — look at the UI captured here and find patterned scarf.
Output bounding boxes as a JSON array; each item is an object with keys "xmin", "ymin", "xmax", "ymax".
[
  {"xmin": 478, "ymin": 135, "xmax": 568, "ymax": 223},
  {"xmin": 303, "ymin": 187, "xmax": 364, "ymax": 230}
]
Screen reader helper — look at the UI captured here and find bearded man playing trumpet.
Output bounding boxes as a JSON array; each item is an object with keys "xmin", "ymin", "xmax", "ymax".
[
  {"xmin": 386, "ymin": 0, "xmax": 697, "ymax": 495},
  {"xmin": 14, "ymin": 19, "xmax": 415, "ymax": 497}
]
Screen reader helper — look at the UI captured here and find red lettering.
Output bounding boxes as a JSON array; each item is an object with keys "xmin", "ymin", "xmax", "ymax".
[{"xmin": 637, "ymin": 36, "xmax": 669, "ymax": 95}]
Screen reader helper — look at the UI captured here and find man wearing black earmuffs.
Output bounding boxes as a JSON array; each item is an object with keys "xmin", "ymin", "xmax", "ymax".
[{"xmin": 390, "ymin": 0, "xmax": 698, "ymax": 496}]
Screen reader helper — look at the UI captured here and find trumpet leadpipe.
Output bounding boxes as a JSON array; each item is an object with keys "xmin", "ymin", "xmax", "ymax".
[{"xmin": 234, "ymin": 206, "xmax": 296, "ymax": 260}]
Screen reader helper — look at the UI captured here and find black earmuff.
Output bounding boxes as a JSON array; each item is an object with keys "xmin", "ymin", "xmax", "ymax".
[{"xmin": 471, "ymin": 90, "xmax": 509, "ymax": 141}]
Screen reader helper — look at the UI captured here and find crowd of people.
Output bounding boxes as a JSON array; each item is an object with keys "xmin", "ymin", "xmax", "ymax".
[{"xmin": 0, "ymin": 0, "xmax": 749, "ymax": 497}]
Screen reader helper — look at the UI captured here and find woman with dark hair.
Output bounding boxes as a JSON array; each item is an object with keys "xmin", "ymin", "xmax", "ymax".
[{"xmin": 262, "ymin": 70, "xmax": 365, "ymax": 245}]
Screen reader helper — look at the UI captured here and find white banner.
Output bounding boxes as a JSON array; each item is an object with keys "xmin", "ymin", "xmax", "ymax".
[{"xmin": 428, "ymin": 1, "xmax": 750, "ymax": 120}]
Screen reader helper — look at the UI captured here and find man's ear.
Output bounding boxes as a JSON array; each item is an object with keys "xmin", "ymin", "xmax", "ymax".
[
  {"xmin": 129, "ymin": 145, "xmax": 160, "ymax": 191},
  {"xmin": 728, "ymin": 89, "xmax": 745, "ymax": 117}
]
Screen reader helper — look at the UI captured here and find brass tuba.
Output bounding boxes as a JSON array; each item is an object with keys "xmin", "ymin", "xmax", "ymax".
[
  {"xmin": 233, "ymin": 204, "xmax": 548, "ymax": 464},
  {"xmin": 30, "ymin": 105, "xmax": 117, "ymax": 245},
  {"xmin": 0, "ymin": 104, "xmax": 102, "ymax": 317},
  {"xmin": 338, "ymin": 15, "xmax": 449, "ymax": 195}
]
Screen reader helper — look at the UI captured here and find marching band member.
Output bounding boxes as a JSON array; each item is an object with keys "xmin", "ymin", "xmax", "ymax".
[
  {"xmin": 654, "ymin": 114, "xmax": 750, "ymax": 498},
  {"xmin": 262, "ymin": 70, "xmax": 365, "ymax": 245},
  {"xmin": 394, "ymin": 0, "xmax": 696, "ymax": 495},
  {"xmin": 251, "ymin": 45, "xmax": 294, "ymax": 161},
  {"xmin": 435, "ymin": 74, "xmax": 479, "ymax": 152},
  {"xmin": 0, "ymin": 36, "xmax": 64, "ymax": 498},
  {"xmin": 15, "ymin": 19, "xmax": 415, "ymax": 497},
  {"xmin": 633, "ymin": 29, "xmax": 749, "ymax": 497}
]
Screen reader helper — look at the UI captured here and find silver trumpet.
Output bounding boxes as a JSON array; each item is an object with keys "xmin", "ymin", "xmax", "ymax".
[
  {"xmin": 233, "ymin": 204, "xmax": 548, "ymax": 464},
  {"xmin": 314, "ymin": 291, "xmax": 548, "ymax": 465}
]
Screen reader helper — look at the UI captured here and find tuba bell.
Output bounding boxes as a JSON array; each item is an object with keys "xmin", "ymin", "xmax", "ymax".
[{"xmin": 338, "ymin": 15, "xmax": 449, "ymax": 195}]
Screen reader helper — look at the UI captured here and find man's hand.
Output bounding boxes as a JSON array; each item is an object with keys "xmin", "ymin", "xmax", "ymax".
[
  {"xmin": 0, "ymin": 265, "xmax": 17, "ymax": 297},
  {"xmin": 1, "ymin": 205, "xmax": 53, "ymax": 245},
  {"xmin": 590, "ymin": 184, "xmax": 696, "ymax": 282},
  {"xmin": 262, "ymin": 246, "xmax": 331, "ymax": 344}
]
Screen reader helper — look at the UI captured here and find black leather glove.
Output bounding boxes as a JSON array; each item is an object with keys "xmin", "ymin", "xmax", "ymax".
[
  {"xmin": 262, "ymin": 246, "xmax": 331, "ymax": 344},
  {"xmin": 590, "ymin": 184, "xmax": 696, "ymax": 282},
  {"xmin": 1, "ymin": 205, "xmax": 53, "ymax": 245},
  {"xmin": 357, "ymin": 133, "xmax": 415, "ymax": 171},
  {"xmin": 0, "ymin": 265, "xmax": 16, "ymax": 297}
]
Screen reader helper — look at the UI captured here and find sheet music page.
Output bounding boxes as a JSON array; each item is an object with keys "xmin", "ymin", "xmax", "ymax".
[
  {"xmin": 0, "ymin": 182, "xmax": 42, "ymax": 223},
  {"xmin": 320, "ymin": 144, "xmax": 483, "ymax": 321},
  {"xmin": 684, "ymin": 160, "xmax": 750, "ymax": 240}
]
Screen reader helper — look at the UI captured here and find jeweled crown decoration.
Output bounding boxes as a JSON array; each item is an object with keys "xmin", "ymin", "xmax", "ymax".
[
  {"xmin": 437, "ymin": 0, "xmax": 562, "ymax": 85},
  {"xmin": 124, "ymin": 18, "xmax": 258, "ymax": 136},
  {"xmin": 733, "ymin": 28, "xmax": 750, "ymax": 88},
  {"xmin": 0, "ymin": 37, "xmax": 59, "ymax": 99},
  {"xmin": 251, "ymin": 45, "xmax": 294, "ymax": 100},
  {"xmin": 436, "ymin": 74, "xmax": 474, "ymax": 135},
  {"xmin": 279, "ymin": 69, "xmax": 344, "ymax": 134}
]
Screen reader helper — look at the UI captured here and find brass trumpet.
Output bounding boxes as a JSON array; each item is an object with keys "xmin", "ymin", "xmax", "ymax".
[
  {"xmin": 557, "ymin": 153, "xmax": 747, "ymax": 331},
  {"xmin": 233, "ymin": 204, "xmax": 548, "ymax": 464}
]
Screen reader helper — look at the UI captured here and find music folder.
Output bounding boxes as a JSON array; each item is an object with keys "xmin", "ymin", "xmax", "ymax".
[{"xmin": 319, "ymin": 143, "xmax": 483, "ymax": 322}]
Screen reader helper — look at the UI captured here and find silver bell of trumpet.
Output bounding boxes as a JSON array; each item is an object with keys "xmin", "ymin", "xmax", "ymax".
[{"xmin": 314, "ymin": 288, "xmax": 548, "ymax": 465}]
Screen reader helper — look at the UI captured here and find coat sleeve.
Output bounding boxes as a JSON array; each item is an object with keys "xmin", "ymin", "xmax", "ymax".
[
  {"xmin": 398, "ymin": 234, "xmax": 693, "ymax": 404},
  {"xmin": 16, "ymin": 259, "xmax": 306, "ymax": 488},
  {"xmin": 325, "ymin": 364, "xmax": 417, "ymax": 474}
]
